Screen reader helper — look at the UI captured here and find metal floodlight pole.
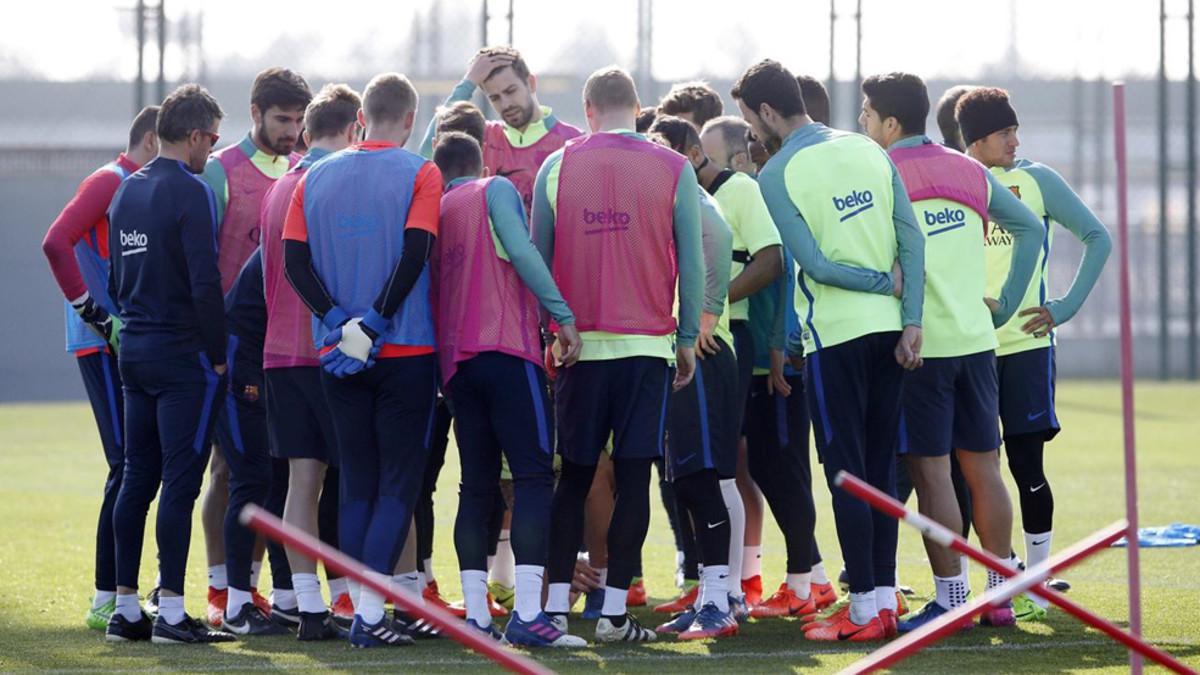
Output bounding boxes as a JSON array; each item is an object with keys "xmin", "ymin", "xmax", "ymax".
[
  {"xmin": 135, "ymin": 0, "xmax": 146, "ymax": 113},
  {"xmin": 828, "ymin": 0, "xmax": 836, "ymax": 126},
  {"xmin": 1187, "ymin": 0, "xmax": 1198, "ymax": 380},
  {"xmin": 507, "ymin": 0, "xmax": 514, "ymax": 45},
  {"xmin": 156, "ymin": 1, "xmax": 166, "ymax": 104},
  {"xmin": 854, "ymin": 0, "xmax": 862, "ymax": 129},
  {"xmin": 1160, "ymin": 0, "xmax": 1171, "ymax": 380}
]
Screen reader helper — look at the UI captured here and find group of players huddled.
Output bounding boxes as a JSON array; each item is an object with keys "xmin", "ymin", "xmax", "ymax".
[{"xmin": 41, "ymin": 45, "xmax": 1110, "ymax": 648}]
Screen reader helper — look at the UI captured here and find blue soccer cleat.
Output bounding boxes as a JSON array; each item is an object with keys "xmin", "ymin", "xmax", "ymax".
[
  {"xmin": 897, "ymin": 600, "xmax": 973, "ymax": 634},
  {"xmin": 505, "ymin": 612, "xmax": 587, "ymax": 648},
  {"xmin": 678, "ymin": 602, "xmax": 738, "ymax": 641}
]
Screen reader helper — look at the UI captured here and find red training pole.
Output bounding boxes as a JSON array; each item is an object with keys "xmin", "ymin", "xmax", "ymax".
[
  {"xmin": 239, "ymin": 505, "xmax": 554, "ymax": 675},
  {"xmin": 1113, "ymin": 80, "xmax": 1144, "ymax": 675},
  {"xmin": 833, "ymin": 472, "xmax": 1193, "ymax": 673},
  {"xmin": 841, "ymin": 523, "xmax": 1125, "ymax": 674}
]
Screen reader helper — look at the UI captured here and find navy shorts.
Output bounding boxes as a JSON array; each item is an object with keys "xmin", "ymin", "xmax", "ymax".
[
  {"xmin": 730, "ymin": 320, "xmax": 755, "ymax": 435},
  {"xmin": 667, "ymin": 338, "xmax": 739, "ymax": 481},
  {"xmin": 265, "ymin": 366, "xmax": 338, "ymax": 465},
  {"xmin": 78, "ymin": 350, "xmax": 125, "ymax": 470},
  {"xmin": 554, "ymin": 356, "xmax": 671, "ymax": 466},
  {"xmin": 997, "ymin": 346, "xmax": 1061, "ymax": 441},
  {"xmin": 900, "ymin": 350, "xmax": 1001, "ymax": 456}
]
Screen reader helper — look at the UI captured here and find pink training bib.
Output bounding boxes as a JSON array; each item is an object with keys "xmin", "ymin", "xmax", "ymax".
[
  {"xmin": 483, "ymin": 118, "xmax": 581, "ymax": 217},
  {"xmin": 432, "ymin": 177, "xmax": 543, "ymax": 386},
  {"xmin": 553, "ymin": 133, "xmax": 684, "ymax": 336},
  {"xmin": 260, "ymin": 166, "xmax": 319, "ymax": 369},
  {"xmin": 215, "ymin": 146, "xmax": 300, "ymax": 293},
  {"xmin": 888, "ymin": 141, "xmax": 990, "ymax": 226}
]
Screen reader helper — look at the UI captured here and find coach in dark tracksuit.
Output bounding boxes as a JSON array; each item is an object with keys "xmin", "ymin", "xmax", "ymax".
[{"xmin": 105, "ymin": 84, "xmax": 235, "ymax": 645}]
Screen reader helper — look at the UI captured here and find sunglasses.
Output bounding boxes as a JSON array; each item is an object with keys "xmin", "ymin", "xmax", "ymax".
[{"xmin": 195, "ymin": 129, "xmax": 221, "ymax": 146}]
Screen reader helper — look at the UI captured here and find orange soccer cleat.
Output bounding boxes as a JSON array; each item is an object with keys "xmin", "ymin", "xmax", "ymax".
[
  {"xmin": 627, "ymin": 579, "xmax": 648, "ymax": 607},
  {"xmin": 206, "ymin": 587, "xmax": 228, "ymax": 627},
  {"xmin": 423, "ymin": 580, "xmax": 452, "ymax": 610},
  {"xmin": 741, "ymin": 575, "xmax": 763, "ymax": 607},
  {"xmin": 653, "ymin": 584, "xmax": 699, "ymax": 614},
  {"xmin": 804, "ymin": 614, "xmax": 886, "ymax": 642},
  {"xmin": 750, "ymin": 583, "xmax": 818, "ymax": 620},
  {"xmin": 810, "ymin": 582, "xmax": 838, "ymax": 610}
]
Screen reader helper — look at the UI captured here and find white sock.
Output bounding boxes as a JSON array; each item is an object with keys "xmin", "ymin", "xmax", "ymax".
[
  {"xmin": 934, "ymin": 573, "xmax": 967, "ymax": 609},
  {"xmin": 849, "ymin": 591, "xmax": 877, "ymax": 625},
  {"xmin": 546, "ymin": 582, "xmax": 571, "ymax": 614},
  {"xmin": 875, "ymin": 585, "xmax": 897, "ymax": 612},
  {"xmin": 115, "ymin": 592, "xmax": 141, "ymax": 621},
  {"xmin": 461, "ymin": 569, "xmax": 490, "ymax": 626},
  {"xmin": 293, "ymin": 573, "xmax": 325, "ymax": 614},
  {"xmin": 600, "ymin": 586, "xmax": 627, "ymax": 617},
  {"xmin": 393, "ymin": 572, "xmax": 423, "ymax": 606},
  {"xmin": 742, "ymin": 545, "xmax": 762, "ymax": 580},
  {"xmin": 987, "ymin": 555, "xmax": 1018, "ymax": 591},
  {"xmin": 155, "ymin": 569, "xmax": 162, "ymax": 587},
  {"xmin": 699, "ymin": 564, "xmax": 730, "ymax": 612},
  {"xmin": 227, "ymin": 587, "xmax": 253, "ymax": 615},
  {"xmin": 348, "ymin": 580, "xmax": 362, "ymax": 609},
  {"xmin": 719, "ymin": 479, "xmax": 745, "ymax": 600},
  {"xmin": 93, "ymin": 589, "xmax": 116, "ymax": 610},
  {"xmin": 358, "ymin": 587, "xmax": 386, "ymax": 624},
  {"xmin": 811, "ymin": 561, "xmax": 829, "ymax": 585},
  {"xmin": 1024, "ymin": 530, "xmax": 1053, "ymax": 608},
  {"xmin": 328, "ymin": 576, "xmax": 348, "ymax": 600},
  {"xmin": 486, "ymin": 555, "xmax": 495, "ymax": 576},
  {"xmin": 596, "ymin": 568, "xmax": 608, "ymax": 590},
  {"xmin": 786, "ymin": 572, "xmax": 812, "ymax": 599},
  {"xmin": 423, "ymin": 558, "xmax": 436, "ymax": 583},
  {"xmin": 514, "ymin": 564, "xmax": 545, "ymax": 622},
  {"xmin": 250, "ymin": 561, "xmax": 263, "ymax": 589},
  {"xmin": 417, "ymin": 570, "xmax": 427, "ymax": 590},
  {"xmin": 158, "ymin": 594, "xmax": 185, "ymax": 625},
  {"xmin": 208, "ymin": 564, "xmax": 227, "ymax": 591},
  {"xmin": 490, "ymin": 531, "xmax": 516, "ymax": 587},
  {"xmin": 272, "ymin": 588, "xmax": 297, "ymax": 611}
]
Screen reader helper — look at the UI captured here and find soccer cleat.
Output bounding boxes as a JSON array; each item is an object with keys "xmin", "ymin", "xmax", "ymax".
[
  {"xmin": 1013, "ymin": 593, "xmax": 1048, "ymax": 622},
  {"xmin": 837, "ymin": 568, "xmax": 850, "ymax": 592},
  {"xmin": 505, "ymin": 611, "xmax": 588, "ymax": 648},
  {"xmin": 223, "ymin": 604, "xmax": 289, "ymax": 636},
  {"xmin": 250, "ymin": 588, "xmax": 272, "ymax": 617},
  {"xmin": 144, "ymin": 586, "xmax": 160, "ymax": 617},
  {"xmin": 802, "ymin": 602, "xmax": 850, "ymax": 632},
  {"xmin": 87, "ymin": 597, "xmax": 116, "ymax": 631},
  {"xmin": 270, "ymin": 604, "xmax": 300, "ymax": 630},
  {"xmin": 581, "ymin": 588, "xmax": 604, "ymax": 619},
  {"xmin": 466, "ymin": 618, "xmax": 505, "ymax": 642},
  {"xmin": 653, "ymin": 582, "xmax": 699, "ymax": 614},
  {"xmin": 678, "ymin": 602, "xmax": 738, "ymax": 641},
  {"xmin": 595, "ymin": 613, "xmax": 656, "ymax": 642},
  {"xmin": 330, "ymin": 592, "xmax": 354, "ymax": 628},
  {"xmin": 655, "ymin": 607, "xmax": 697, "ymax": 634},
  {"xmin": 423, "ymin": 580, "xmax": 453, "ymax": 610},
  {"xmin": 627, "ymin": 578, "xmax": 648, "ymax": 607},
  {"xmin": 488, "ymin": 581, "xmax": 516, "ymax": 610},
  {"xmin": 105, "ymin": 610, "xmax": 154, "ymax": 642},
  {"xmin": 392, "ymin": 610, "xmax": 443, "ymax": 639},
  {"xmin": 895, "ymin": 591, "xmax": 909, "ymax": 617},
  {"xmin": 897, "ymin": 600, "xmax": 973, "ymax": 634},
  {"xmin": 728, "ymin": 594, "xmax": 749, "ymax": 624},
  {"xmin": 206, "ymin": 587, "xmax": 228, "ymax": 627},
  {"xmin": 979, "ymin": 602, "xmax": 1016, "ymax": 627},
  {"xmin": 751, "ymin": 583, "xmax": 818, "ymax": 620},
  {"xmin": 448, "ymin": 592, "xmax": 509, "ymax": 618},
  {"xmin": 152, "ymin": 613, "xmax": 237, "ymax": 644},
  {"xmin": 742, "ymin": 575, "xmax": 763, "ymax": 607},
  {"xmin": 1047, "ymin": 577, "xmax": 1071, "ymax": 592},
  {"xmin": 348, "ymin": 615, "xmax": 415, "ymax": 648},
  {"xmin": 804, "ymin": 614, "xmax": 886, "ymax": 642},
  {"xmin": 298, "ymin": 611, "xmax": 346, "ymax": 641},
  {"xmin": 487, "ymin": 592, "xmax": 509, "ymax": 616},
  {"xmin": 879, "ymin": 608, "xmax": 898, "ymax": 638},
  {"xmin": 546, "ymin": 612, "xmax": 569, "ymax": 633},
  {"xmin": 811, "ymin": 582, "xmax": 838, "ymax": 610}
]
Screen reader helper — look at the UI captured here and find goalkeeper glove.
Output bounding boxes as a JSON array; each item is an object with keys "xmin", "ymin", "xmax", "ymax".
[
  {"xmin": 72, "ymin": 293, "xmax": 121, "ymax": 352},
  {"xmin": 321, "ymin": 310, "xmax": 388, "ymax": 378}
]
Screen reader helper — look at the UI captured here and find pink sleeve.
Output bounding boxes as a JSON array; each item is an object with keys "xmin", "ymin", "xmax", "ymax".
[{"xmin": 42, "ymin": 170, "xmax": 122, "ymax": 300}]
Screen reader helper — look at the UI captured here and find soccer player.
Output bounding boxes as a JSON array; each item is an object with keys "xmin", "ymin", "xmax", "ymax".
[
  {"xmin": 936, "ymin": 85, "xmax": 975, "ymax": 152},
  {"xmin": 957, "ymin": 86, "xmax": 1112, "ymax": 620},
  {"xmin": 430, "ymin": 132, "xmax": 586, "ymax": 647},
  {"xmin": 283, "ymin": 72, "xmax": 441, "ymax": 648},
  {"xmin": 199, "ymin": 67, "xmax": 312, "ymax": 626},
  {"xmin": 105, "ymin": 84, "xmax": 234, "ymax": 644},
  {"xmin": 658, "ymin": 81, "xmax": 725, "ymax": 128},
  {"xmin": 259, "ymin": 83, "xmax": 363, "ymax": 640},
  {"xmin": 644, "ymin": 118, "xmax": 740, "ymax": 640},
  {"xmin": 419, "ymin": 46, "xmax": 582, "ymax": 211},
  {"xmin": 41, "ymin": 105, "xmax": 159, "ymax": 631},
  {"xmin": 734, "ymin": 59, "xmax": 924, "ymax": 641},
  {"xmin": 536, "ymin": 66, "xmax": 704, "ymax": 643},
  {"xmin": 859, "ymin": 72, "xmax": 1044, "ymax": 630}
]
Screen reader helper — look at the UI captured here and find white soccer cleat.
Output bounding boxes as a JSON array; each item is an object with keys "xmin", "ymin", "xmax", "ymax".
[{"xmin": 594, "ymin": 613, "xmax": 656, "ymax": 643}]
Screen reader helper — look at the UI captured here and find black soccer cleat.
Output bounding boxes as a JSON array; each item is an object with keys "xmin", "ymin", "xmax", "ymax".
[
  {"xmin": 152, "ymin": 614, "xmax": 237, "ymax": 644},
  {"xmin": 223, "ymin": 604, "xmax": 289, "ymax": 636},
  {"xmin": 105, "ymin": 611, "xmax": 154, "ymax": 642},
  {"xmin": 298, "ymin": 610, "xmax": 347, "ymax": 641}
]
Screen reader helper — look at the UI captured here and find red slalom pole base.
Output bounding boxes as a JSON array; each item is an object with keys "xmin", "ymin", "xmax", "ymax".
[
  {"xmin": 833, "ymin": 471, "xmax": 1194, "ymax": 674},
  {"xmin": 239, "ymin": 504, "xmax": 554, "ymax": 675}
]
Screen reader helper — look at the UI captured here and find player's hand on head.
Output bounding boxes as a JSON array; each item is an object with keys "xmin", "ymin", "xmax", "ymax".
[
  {"xmin": 894, "ymin": 325, "xmax": 923, "ymax": 371},
  {"xmin": 698, "ymin": 312, "xmax": 721, "ymax": 359},
  {"xmin": 673, "ymin": 346, "xmax": 696, "ymax": 391},
  {"xmin": 767, "ymin": 349, "xmax": 792, "ymax": 397},
  {"xmin": 1019, "ymin": 305, "xmax": 1055, "ymax": 338},
  {"xmin": 557, "ymin": 324, "xmax": 583, "ymax": 368},
  {"xmin": 466, "ymin": 52, "xmax": 516, "ymax": 86}
]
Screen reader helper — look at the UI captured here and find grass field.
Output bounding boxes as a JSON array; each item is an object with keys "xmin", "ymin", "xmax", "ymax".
[{"xmin": 1, "ymin": 381, "xmax": 1198, "ymax": 673}]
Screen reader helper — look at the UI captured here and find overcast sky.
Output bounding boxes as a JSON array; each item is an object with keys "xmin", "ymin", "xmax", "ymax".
[{"xmin": 2, "ymin": 0, "xmax": 1197, "ymax": 82}]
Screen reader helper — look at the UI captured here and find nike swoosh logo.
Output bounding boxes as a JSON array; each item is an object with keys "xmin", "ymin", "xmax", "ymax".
[
  {"xmin": 1027, "ymin": 410, "xmax": 1047, "ymax": 421},
  {"xmin": 1030, "ymin": 482, "xmax": 1047, "ymax": 493},
  {"xmin": 838, "ymin": 624, "xmax": 872, "ymax": 640},
  {"xmin": 1032, "ymin": 538, "xmax": 1049, "ymax": 546},
  {"xmin": 707, "ymin": 521, "xmax": 727, "ymax": 529}
]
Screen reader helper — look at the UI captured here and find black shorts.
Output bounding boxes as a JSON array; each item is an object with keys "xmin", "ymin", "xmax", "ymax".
[
  {"xmin": 730, "ymin": 320, "xmax": 755, "ymax": 435},
  {"xmin": 997, "ymin": 346, "xmax": 1061, "ymax": 441},
  {"xmin": 555, "ymin": 356, "xmax": 670, "ymax": 466},
  {"xmin": 667, "ymin": 338, "xmax": 739, "ymax": 481},
  {"xmin": 265, "ymin": 366, "xmax": 338, "ymax": 465},
  {"xmin": 900, "ymin": 350, "xmax": 1001, "ymax": 457}
]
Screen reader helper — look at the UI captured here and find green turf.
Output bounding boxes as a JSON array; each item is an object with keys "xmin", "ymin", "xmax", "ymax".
[{"xmin": 1, "ymin": 381, "xmax": 1197, "ymax": 673}]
